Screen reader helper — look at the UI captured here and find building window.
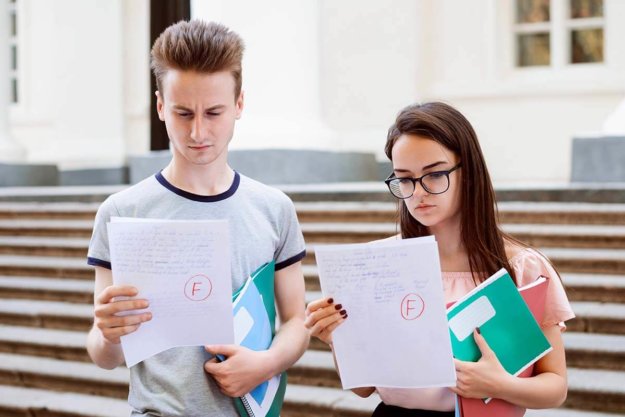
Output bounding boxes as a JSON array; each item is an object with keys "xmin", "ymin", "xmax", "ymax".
[
  {"xmin": 568, "ymin": 0, "xmax": 604, "ymax": 63},
  {"xmin": 514, "ymin": 0, "xmax": 551, "ymax": 67},
  {"xmin": 8, "ymin": 0, "xmax": 18, "ymax": 103},
  {"xmin": 513, "ymin": 0, "xmax": 604, "ymax": 68}
]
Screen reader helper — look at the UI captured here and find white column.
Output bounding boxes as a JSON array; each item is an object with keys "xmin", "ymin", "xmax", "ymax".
[
  {"xmin": 191, "ymin": 0, "xmax": 337, "ymax": 150},
  {"xmin": 0, "ymin": 0, "xmax": 25, "ymax": 161}
]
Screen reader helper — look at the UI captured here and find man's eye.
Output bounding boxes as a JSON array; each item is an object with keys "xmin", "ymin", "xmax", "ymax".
[
  {"xmin": 206, "ymin": 112, "xmax": 221, "ymax": 117},
  {"xmin": 177, "ymin": 112, "xmax": 192, "ymax": 118}
]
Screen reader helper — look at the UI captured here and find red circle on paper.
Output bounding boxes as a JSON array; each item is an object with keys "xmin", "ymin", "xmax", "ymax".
[
  {"xmin": 184, "ymin": 274, "xmax": 213, "ymax": 301},
  {"xmin": 400, "ymin": 293, "xmax": 425, "ymax": 320}
]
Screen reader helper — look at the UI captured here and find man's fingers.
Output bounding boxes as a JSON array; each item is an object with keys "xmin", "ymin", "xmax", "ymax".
[
  {"xmin": 102, "ymin": 324, "xmax": 141, "ymax": 342},
  {"xmin": 97, "ymin": 312, "xmax": 152, "ymax": 329},
  {"xmin": 96, "ymin": 285, "xmax": 138, "ymax": 304},
  {"xmin": 305, "ymin": 297, "xmax": 335, "ymax": 315},
  {"xmin": 94, "ymin": 299, "xmax": 150, "ymax": 318}
]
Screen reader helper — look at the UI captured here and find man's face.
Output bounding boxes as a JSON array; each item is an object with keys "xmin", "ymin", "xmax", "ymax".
[{"xmin": 156, "ymin": 70, "xmax": 243, "ymax": 168}]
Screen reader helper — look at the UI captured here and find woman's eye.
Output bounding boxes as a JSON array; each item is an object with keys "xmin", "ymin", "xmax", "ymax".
[{"xmin": 428, "ymin": 172, "xmax": 446, "ymax": 179}]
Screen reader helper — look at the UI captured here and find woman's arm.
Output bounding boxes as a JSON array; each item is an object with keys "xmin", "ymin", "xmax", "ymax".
[{"xmin": 452, "ymin": 325, "xmax": 567, "ymax": 408}]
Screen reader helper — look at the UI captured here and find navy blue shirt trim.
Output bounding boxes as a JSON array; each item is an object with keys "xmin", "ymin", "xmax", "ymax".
[
  {"xmin": 155, "ymin": 170, "xmax": 240, "ymax": 203},
  {"xmin": 87, "ymin": 257, "xmax": 112, "ymax": 270},
  {"xmin": 275, "ymin": 250, "xmax": 306, "ymax": 271}
]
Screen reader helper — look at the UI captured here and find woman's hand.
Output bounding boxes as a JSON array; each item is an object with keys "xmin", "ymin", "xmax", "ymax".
[
  {"xmin": 451, "ymin": 329, "xmax": 514, "ymax": 399},
  {"xmin": 304, "ymin": 297, "xmax": 347, "ymax": 345}
]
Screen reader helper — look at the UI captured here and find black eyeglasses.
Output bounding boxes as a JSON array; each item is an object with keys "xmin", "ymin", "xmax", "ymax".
[{"xmin": 384, "ymin": 164, "xmax": 461, "ymax": 199}]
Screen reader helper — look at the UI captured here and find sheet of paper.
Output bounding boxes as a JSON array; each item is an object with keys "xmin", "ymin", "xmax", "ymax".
[
  {"xmin": 107, "ymin": 217, "xmax": 234, "ymax": 367},
  {"xmin": 315, "ymin": 236, "xmax": 456, "ymax": 389}
]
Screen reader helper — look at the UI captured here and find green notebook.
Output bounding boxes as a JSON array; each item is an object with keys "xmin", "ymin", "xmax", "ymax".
[
  {"xmin": 446, "ymin": 268, "xmax": 552, "ymax": 378},
  {"xmin": 228, "ymin": 261, "xmax": 287, "ymax": 417}
]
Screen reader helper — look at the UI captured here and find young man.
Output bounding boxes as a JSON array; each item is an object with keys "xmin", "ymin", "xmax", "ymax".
[{"xmin": 86, "ymin": 20, "xmax": 309, "ymax": 416}]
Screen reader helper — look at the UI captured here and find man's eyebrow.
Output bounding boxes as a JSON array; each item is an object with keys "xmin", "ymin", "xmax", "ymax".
[
  {"xmin": 172, "ymin": 104, "xmax": 192, "ymax": 111},
  {"xmin": 170, "ymin": 104, "xmax": 227, "ymax": 112}
]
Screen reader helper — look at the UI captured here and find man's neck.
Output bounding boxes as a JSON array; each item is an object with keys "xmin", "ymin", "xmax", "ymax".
[{"xmin": 162, "ymin": 158, "xmax": 235, "ymax": 196}]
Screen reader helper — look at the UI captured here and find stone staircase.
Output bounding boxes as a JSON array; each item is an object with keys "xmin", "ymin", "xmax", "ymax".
[{"xmin": 0, "ymin": 190, "xmax": 624, "ymax": 417}]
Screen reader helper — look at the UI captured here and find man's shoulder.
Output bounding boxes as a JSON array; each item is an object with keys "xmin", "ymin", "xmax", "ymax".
[
  {"xmin": 98, "ymin": 175, "xmax": 162, "ymax": 213},
  {"xmin": 238, "ymin": 173, "xmax": 293, "ymax": 206}
]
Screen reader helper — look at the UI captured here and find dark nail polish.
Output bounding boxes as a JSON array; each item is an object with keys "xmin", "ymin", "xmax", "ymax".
[
  {"xmin": 334, "ymin": 304, "xmax": 343, "ymax": 310},
  {"xmin": 343, "ymin": 314, "xmax": 348, "ymax": 319},
  {"xmin": 339, "ymin": 309, "xmax": 347, "ymax": 316},
  {"xmin": 476, "ymin": 327, "xmax": 481, "ymax": 334},
  {"xmin": 327, "ymin": 298, "xmax": 334, "ymax": 304}
]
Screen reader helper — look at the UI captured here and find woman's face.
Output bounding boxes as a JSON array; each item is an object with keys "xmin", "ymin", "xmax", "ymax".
[{"xmin": 391, "ymin": 134, "xmax": 462, "ymax": 230}]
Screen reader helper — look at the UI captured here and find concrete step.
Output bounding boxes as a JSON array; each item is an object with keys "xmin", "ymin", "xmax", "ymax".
[
  {"xmin": 0, "ymin": 219, "xmax": 94, "ymax": 238},
  {"xmin": 3, "ymin": 200, "xmax": 625, "ymax": 226},
  {"xmin": 566, "ymin": 302, "xmax": 625, "ymax": 335},
  {"xmin": 0, "ymin": 236, "xmax": 89, "ymax": 257},
  {"xmin": 0, "ymin": 276, "xmax": 93, "ymax": 303},
  {"xmin": 2, "ymin": 312, "xmax": 625, "ymax": 371},
  {"xmin": 304, "ymin": 291, "xmax": 625, "ymax": 337},
  {"xmin": 0, "ymin": 385, "xmax": 619, "ymax": 417},
  {"xmin": 3, "ymin": 182, "xmax": 625, "ymax": 204},
  {"xmin": 0, "ymin": 352, "xmax": 129, "ymax": 399},
  {"xmin": 0, "ymin": 255, "xmax": 92, "ymax": 279},
  {"xmin": 0, "ymin": 299, "xmax": 92, "ymax": 331},
  {"xmin": 0, "ymin": 325, "xmax": 89, "ymax": 362},
  {"xmin": 0, "ymin": 385, "xmax": 131, "ymax": 417},
  {"xmin": 3, "ymin": 219, "xmax": 625, "ymax": 249},
  {"xmin": 304, "ymin": 265, "xmax": 625, "ymax": 303},
  {"xmin": 294, "ymin": 201, "xmax": 625, "ymax": 225},
  {"xmin": 281, "ymin": 350, "xmax": 625, "ymax": 415},
  {"xmin": 300, "ymin": 222, "xmax": 625, "ymax": 249},
  {"xmin": 304, "ymin": 245, "xmax": 625, "ymax": 276},
  {"xmin": 0, "ymin": 202, "xmax": 99, "ymax": 220},
  {"xmin": 564, "ymin": 274, "xmax": 625, "ymax": 303},
  {"xmin": 2, "ymin": 349, "xmax": 623, "ymax": 415}
]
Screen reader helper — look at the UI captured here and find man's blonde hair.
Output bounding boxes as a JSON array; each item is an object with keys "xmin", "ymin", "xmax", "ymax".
[{"xmin": 151, "ymin": 20, "xmax": 245, "ymax": 99}]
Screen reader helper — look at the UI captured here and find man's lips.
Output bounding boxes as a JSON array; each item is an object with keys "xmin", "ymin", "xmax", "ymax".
[{"xmin": 189, "ymin": 144, "xmax": 212, "ymax": 150}]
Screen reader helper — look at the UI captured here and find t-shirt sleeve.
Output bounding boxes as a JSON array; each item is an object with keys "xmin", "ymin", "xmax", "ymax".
[
  {"xmin": 86, "ymin": 196, "xmax": 120, "ymax": 269},
  {"xmin": 512, "ymin": 248, "xmax": 575, "ymax": 329},
  {"xmin": 273, "ymin": 197, "xmax": 306, "ymax": 271}
]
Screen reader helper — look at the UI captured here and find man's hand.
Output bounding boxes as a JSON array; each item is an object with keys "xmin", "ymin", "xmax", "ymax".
[
  {"xmin": 93, "ymin": 285, "xmax": 152, "ymax": 345},
  {"xmin": 204, "ymin": 344, "xmax": 274, "ymax": 397}
]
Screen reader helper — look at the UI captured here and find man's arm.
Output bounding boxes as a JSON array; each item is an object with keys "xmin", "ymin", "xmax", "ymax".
[
  {"xmin": 204, "ymin": 261, "xmax": 309, "ymax": 397},
  {"xmin": 86, "ymin": 266, "xmax": 152, "ymax": 369},
  {"xmin": 266, "ymin": 260, "xmax": 310, "ymax": 371}
]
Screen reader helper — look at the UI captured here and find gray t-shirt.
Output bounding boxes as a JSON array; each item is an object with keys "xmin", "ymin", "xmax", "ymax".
[{"xmin": 87, "ymin": 171, "xmax": 306, "ymax": 417}]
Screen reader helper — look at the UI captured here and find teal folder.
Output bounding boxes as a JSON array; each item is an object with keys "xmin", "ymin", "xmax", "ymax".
[
  {"xmin": 229, "ymin": 261, "xmax": 287, "ymax": 417},
  {"xmin": 446, "ymin": 268, "xmax": 552, "ymax": 379}
]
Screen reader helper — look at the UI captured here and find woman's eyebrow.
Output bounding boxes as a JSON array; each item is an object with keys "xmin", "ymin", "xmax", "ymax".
[{"xmin": 422, "ymin": 161, "xmax": 448, "ymax": 170}]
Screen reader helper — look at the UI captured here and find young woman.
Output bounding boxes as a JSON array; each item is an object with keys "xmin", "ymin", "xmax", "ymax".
[{"xmin": 305, "ymin": 102, "xmax": 574, "ymax": 417}]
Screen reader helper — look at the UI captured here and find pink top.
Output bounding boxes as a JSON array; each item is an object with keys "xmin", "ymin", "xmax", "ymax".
[{"xmin": 376, "ymin": 247, "xmax": 576, "ymax": 412}]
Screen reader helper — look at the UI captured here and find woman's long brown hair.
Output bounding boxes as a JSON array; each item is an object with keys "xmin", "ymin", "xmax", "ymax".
[{"xmin": 384, "ymin": 102, "xmax": 523, "ymax": 285}]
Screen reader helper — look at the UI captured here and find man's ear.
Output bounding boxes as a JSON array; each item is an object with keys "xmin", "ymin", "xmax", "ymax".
[
  {"xmin": 235, "ymin": 90, "xmax": 244, "ymax": 120},
  {"xmin": 156, "ymin": 91, "xmax": 165, "ymax": 121}
]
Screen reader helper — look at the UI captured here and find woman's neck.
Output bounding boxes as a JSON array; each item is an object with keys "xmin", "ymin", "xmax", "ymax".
[{"xmin": 428, "ymin": 214, "xmax": 471, "ymax": 272}]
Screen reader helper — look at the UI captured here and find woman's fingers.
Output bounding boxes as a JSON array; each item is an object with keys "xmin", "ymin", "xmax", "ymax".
[
  {"xmin": 305, "ymin": 297, "xmax": 334, "ymax": 315},
  {"xmin": 309, "ymin": 311, "xmax": 344, "ymax": 337},
  {"xmin": 305, "ymin": 303, "xmax": 345, "ymax": 329}
]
